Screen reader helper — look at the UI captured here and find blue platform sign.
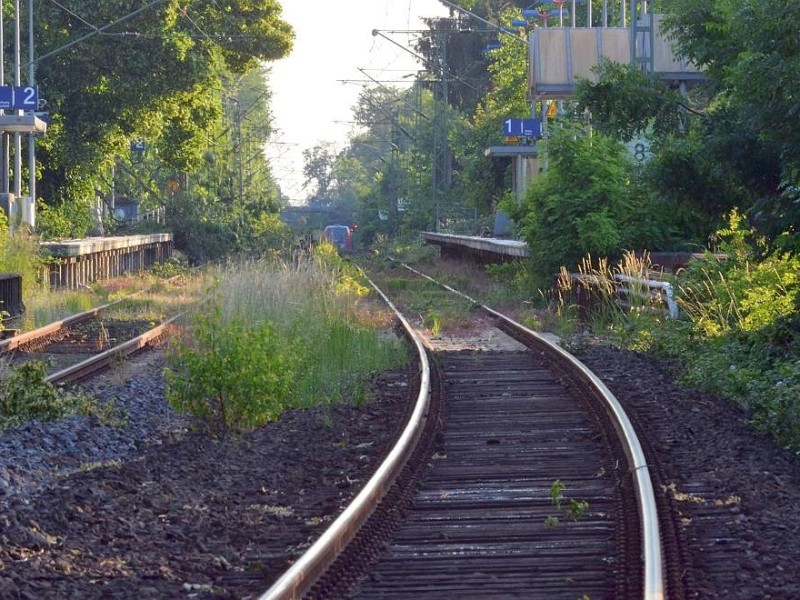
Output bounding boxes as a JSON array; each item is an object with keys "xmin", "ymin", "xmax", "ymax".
[
  {"xmin": 0, "ymin": 87, "xmax": 12, "ymax": 109},
  {"xmin": 503, "ymin": 118, "xmax": 541, "ymax": 139},
  {"xmin": 14, "ymin": 85, "xmax": 38, "ymax": 110},
  {"xmin": 0, "ymin": 85, "xmax": 39, "ymax": 110}
]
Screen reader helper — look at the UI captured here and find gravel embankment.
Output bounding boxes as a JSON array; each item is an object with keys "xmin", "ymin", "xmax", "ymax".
[
  {"xmin": 2, "ymin": 335, "xmax": 800, "ymax": 599},
  {"xmin": 0, "ymin": 355, "xmax": 188, "ymax": 511}
]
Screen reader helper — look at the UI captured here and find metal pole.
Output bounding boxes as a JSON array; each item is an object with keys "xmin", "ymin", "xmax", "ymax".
[
  {"xmin": 236, "ymin": 101, "xmax": 243, "ymax": 205},
  {"xmin": 0, "ymin": 1, "xmax": 7, "ymax": 196},
  {"xmin": 13, "ymin": 0, "xmax": 21, "ymax": 199},
  {"xmin": 27, "ymin": 0, "xmax": 35, "ymax": 228}
]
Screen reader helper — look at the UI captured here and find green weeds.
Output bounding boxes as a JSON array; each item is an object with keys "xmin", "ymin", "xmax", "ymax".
[
  {"xmin": 164, "ymin": 248, "xmax": 408, "ymax": 436},
  {"xmin": 165, "ymin": 308, "xmax": 295, "ymax": 436},
  {"xmin": 0, "ymin": 361, "xmax": 107, "ymax": 431},
  {"xmin": 553, "ymin": 212, "xmax": 800, "ymax": 451},
  {"xmin": 545, "ymin": 479, "xmax": 590, "ymax": 527}
]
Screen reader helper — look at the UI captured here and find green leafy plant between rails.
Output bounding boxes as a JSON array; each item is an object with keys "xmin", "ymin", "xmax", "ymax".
[
  {"xmin": 165, "ymin": 306, "xmax": 295, "ymax": 436},
  {"xmin": 545, "ymin": 479, "xmax": 590, "ymax": 527}
]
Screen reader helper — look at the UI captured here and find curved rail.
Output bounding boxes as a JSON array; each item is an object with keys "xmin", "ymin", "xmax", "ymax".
[
  {"xmin": 400, "ymin": 262, "xmax": 665, "ymax": 600},
  {"xmin": 258, "ymin": 275, "xmax": 431, "ymax": 600}
]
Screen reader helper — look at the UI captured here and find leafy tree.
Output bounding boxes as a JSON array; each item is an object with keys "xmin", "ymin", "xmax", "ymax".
[
  {"xmin": 450, "ymin": 15, "xmax": 528, "ymax": 218},
  {"xmin": 329, "ymin": 154, "xmax": 371, "ymax": 220},
  {"xmin": 29, "ymin": 0, "xmax": 293, "ymax": 237},
  {"xmin": 303, "ymin": 142, "xmax": 338, "ymax": 202},
  {"xmin": 573, "ymin": 60, "xmax": 732, "ymax": 247},
  {"xmin": 415, "ymin": 1, "xmax": 539, "ymax": 115},
  {"xmin": 509, "ymin": 125, "xmax": 643, "ymax": 282},
  {"xmin": 574, "ymin": 60, "xmax": 687, "ymax": 142},
  {"xmin": 312, "ymin": 83, "xmax": 442, "ymax": 244},
  {"xmin": 655, "ymin": 0, "xmax": 800, "ymax": 248}
]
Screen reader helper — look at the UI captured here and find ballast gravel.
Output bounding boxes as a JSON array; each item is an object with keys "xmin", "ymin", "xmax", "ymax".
[
  {"xmin": 0, "ymin": 357, "xmax": 188, "ymax": 508},
  {"xmin": 1, "ymin": 340, "xmax": 800, "ymax": 599},
  {"xmin": 0, "ymin": 352, "xmax": 411, "ymax": 599}
]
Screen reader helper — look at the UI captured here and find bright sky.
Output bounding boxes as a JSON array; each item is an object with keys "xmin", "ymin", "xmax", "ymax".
[{"xmin": 266, "ymin": 0, "xmax": 450, "ymax": 204}]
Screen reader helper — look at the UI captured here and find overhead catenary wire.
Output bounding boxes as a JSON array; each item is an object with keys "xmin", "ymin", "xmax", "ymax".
[
  {"xmin": 371, "ymin": 28, "xmax": 481, "ymax": 93},
  {"xmin": 32, "ymin": 0, "xmax": 168, "ymax": 66},
  {"xmin": 47, "ymin": 0, "xmax": 98, "ymax": 31},
  {"xmin": 356, "ymin": 67, "xmax": 430, "ymax": 121},
  {"xmin": 437, "ymin": 0, "xmax": 528, "ymax": 46}
]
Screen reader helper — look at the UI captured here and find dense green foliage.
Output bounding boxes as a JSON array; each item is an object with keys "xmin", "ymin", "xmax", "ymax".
[
  {"xmin": 450, "ymin": 20, "xmax": 528, "ymax": 219},
  {"xmin": 34, "ymin": 0, "xmax": 292, "ymax": 201},
  {"xmin": 575, "ymin": 0, "xmax": 800, "ymax": 251},
  {"xmin": 509, "ymin": 125, "xmax": 677, "ymax": 283},
  {"xmin": 597, "ymin": 215, "xmax": 800, "ymax": 450},
  {"xmin": 2, "ymin": 1, "xmax": 295, "ymax": 261},
  {"xmin": 299, "ymin": 83, "xmax": 455, "ymax": 245},
  {"xmin": 165, "ymin": 306, "xmax": 296, "ymax": 436}
]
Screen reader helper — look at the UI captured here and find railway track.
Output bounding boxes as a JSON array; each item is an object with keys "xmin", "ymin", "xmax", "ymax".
[
  {"xmin": 260, "ymin": 264, "xmax": 666, "ymax": 599},
  {"xmin": 0, "ymin": 290, "xmax": 181, "ymax": 385}
]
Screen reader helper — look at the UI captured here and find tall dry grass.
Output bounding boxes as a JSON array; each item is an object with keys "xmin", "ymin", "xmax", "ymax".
[{"xmin": 165, "ymin": 248, "xmax": 408, "ymax": 433}]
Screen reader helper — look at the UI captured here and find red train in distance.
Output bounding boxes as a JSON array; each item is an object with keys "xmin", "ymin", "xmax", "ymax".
[{"xmin": 322, "ymin": 224, "xmax": 357, "ymax": 253}]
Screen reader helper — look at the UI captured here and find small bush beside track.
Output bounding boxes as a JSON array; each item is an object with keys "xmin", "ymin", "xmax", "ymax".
[{"xmin": 164, "ymin": 244, "xmax": 408, "ymax": 435}]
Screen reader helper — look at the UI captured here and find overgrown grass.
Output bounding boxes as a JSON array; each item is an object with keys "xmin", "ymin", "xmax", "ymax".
[
  {"xmin": 557, "ymin": 214, "xmax": 800, "ymax": 451},
  {"xmin": 368, "ymin": 246, "xmax": 549, "ymax": 334},
  {"xmin": 164, "ymin": 243, "xmax": 409, "ymax": 435},
  {"xmin": 552, "ymin": 252, "xmax": 675, "ymax": 350},
  {"xmin": 660, "ymin": 247, "xmax": 800, "ymax": 450},
  {"xmin": 27, "ymin": 291, "xmax": 95, "ymax": 326},
  {"xmin": 0, "ymin": 224, "xmax": 200, "ymax": 332},
  {"xmin": 371, "ymin": 263, "xmax": 477, "ymax": 334},
  {"xmin": 0, "ymin": 229, "xmax": 49, "ymax": 328},
  {"xmin": 21, "ymin": 263, "xmax": 201, "ymax": 330}
]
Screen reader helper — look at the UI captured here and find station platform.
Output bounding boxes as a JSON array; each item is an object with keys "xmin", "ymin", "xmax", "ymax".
[
  {"xmin": 421, "ymin": 232, "xmax": 529, "ymax": 262},
  {"xmin": 40, "ymin": 233, "xmax": 173, "ymax": 289},
  {"xmin": 422, "ymin": 232, "xmax": 714, "ymax": 273}
]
